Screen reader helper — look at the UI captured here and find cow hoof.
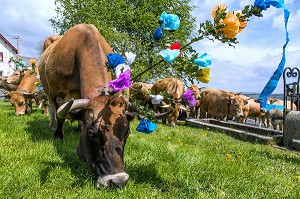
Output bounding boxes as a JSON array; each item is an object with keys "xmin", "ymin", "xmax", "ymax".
[{"xmin": 54, "ymin": 131, "xmax": 64, "ymax": 140}]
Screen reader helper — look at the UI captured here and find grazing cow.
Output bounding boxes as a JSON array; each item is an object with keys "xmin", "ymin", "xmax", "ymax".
[
  {"xmin": 129, "ymin": 82, "xmax": 153, "ymax": 107},
  {"xmin": 237, "ymin": 95, "xmax": 267, "ymax": 127},
  {"xmin": 151, "ymin": 77, "xmax": 186, "ymax": 126},
  {"xmin": 0, "ymin": 69, "xmax": 24, "ymax": 92},
  {"xmin": 266, "ymin": 98, "xmax": 297, "ymax": 131},
  {"xmin": 199, "ymin": 88, "xmax": 248, "ymax": 121},
  {"xmin": 188, "ymin": 84, "xmax": 204, "ymax": 119},
  {"xmin": 8, "ymin": 67, "xmax": 41, "ymax": 115},
  {"xmin": 38, "ymin": 24, "xmax": 169, "ymax": 189}
]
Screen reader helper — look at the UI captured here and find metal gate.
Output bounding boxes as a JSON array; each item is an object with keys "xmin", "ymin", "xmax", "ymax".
[{"xmin": 283, "ymin": 67, "xmax": 300, "ymax": 121}]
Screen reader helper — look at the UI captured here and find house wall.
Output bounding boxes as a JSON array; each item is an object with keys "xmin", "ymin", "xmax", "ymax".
[{"xmin": 0, "ymin": 39, "xmax": 17, "ymax": 76}]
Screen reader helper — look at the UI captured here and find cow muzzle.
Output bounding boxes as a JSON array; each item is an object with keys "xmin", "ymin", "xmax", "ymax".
[{"xmin": 95, "ymin": 172, "xmax": 129, "ymax": 189}]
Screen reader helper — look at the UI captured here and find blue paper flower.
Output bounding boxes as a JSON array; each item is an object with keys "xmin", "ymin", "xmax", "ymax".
[
  {"xmin": 153, "ymin": 27, "xmax": 163, "ymax": 41},
  {"xmin": 159, "ymin": 11, "xmax": 180, "ymax": 31},
  {"xmin": 136, "ymin": 119, "xmax": 158, "ymax": 134},
  {"xmin": 106, "ymin": 53, "xmax": 125, "ymax": 69},
  {"xmin": 194, "ymin": 53, "xmax": 212, "ymax": 68},
  {"xmin": 109, "ymin": 69, "xmax": 132, "ymax": 92},
  {"xmin": 159, "ymin": 49, "xmax": 180, "ymax": 64},
  {"xmin": 38, "ymin": 85, "xmax": 44, "ymax": 91}
]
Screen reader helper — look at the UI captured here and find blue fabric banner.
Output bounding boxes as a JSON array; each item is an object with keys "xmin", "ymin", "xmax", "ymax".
[{"xmin": 256, "ymin": 1, "xmax": 290, "ymax": 109}]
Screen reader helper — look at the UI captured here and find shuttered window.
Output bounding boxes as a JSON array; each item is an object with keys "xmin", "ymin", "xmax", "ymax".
[{"xmin": 0, "ymin": 52, "xmax": 3, "ymax": 62}]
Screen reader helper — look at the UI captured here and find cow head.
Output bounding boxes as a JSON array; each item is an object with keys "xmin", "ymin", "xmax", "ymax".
[
  {"xmin": 228, "ymin": 95, "xmax": 248, "ymax": 118},
  {"xmin": 6, "ymin": 69, "xmax": 24, "ymax": 85},
  {"xmin": 57, "ymin": 95, "xmax": 135, "ymax": 188},
  {"xmin": 160, "ymin": 101, "xmax": 187, "ymax": 126},
  {"xmin": 9, "ymin": 91, "xmax": 35, "ymax": 115},
  {"xmin": 188, "ymin": 85, "xmax": 203, "ymax": 100}
]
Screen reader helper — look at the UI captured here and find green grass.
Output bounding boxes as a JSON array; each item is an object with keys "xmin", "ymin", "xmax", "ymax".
[{"xmin": 0, "ymin": 100, "xmax": 300, "ymax": 198}]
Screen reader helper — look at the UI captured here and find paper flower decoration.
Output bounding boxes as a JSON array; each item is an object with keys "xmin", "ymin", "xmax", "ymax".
[
  {"xmin": 109, "ymin": 69, "xmax": 132, "ymax": 92},
  {"xmin": 182, "ymin": 90, "xmax": 196, "ymax": 107},
  {"xmin": 194, "ymin": 53, "xmax": 212, "ymax": 68},
  {"xmin": 136, "ymin": 118, "xmax": 158, "ymax": 134},
  {"xmin": 159, "ymin": 49, "xmax": 180, "ymax": 64},
  {"xmin": 233, "ymin": 10, "xmax": 248, "ymax": 33},
  {"xmin": 30, "ymin": 59, "xmax": 36, "ymax": 65},
  {"xmin": 8, "ymin": 60, "xmax": 11, "ymax": 67},
  {"xmin": 38, "ymin": 85, "xmax": 44, "ymax": 91},
  {"xmin": 169, "ymin": 41, "xmax": 181, "ymax": 50},
  {"xmin": 159, "ymin": 11, "xmax": 180, "ymax": 31},
  {"xmin": 149, "ymin": 94, "xmax": 164, "ymax": 105},
  {"xmin": 153, "ymin": 27, "xmax": 163, "ymax": 41},
  {"xmin": 194, "ymin": 68, "xmax": 210, "ymax": 83},
  {"xmin": 125, "ymin": 52, "xmax": 136, "ymax": 66},
  {"xmin": 211, "ymin": 4, "xmax": 228, "ymax": 19},
  {"xmin": 219, "ymin": 13, "xmax": 240, "ymax": 39},
  {"xmin": 115, "ymin": 64, "xmax": 130, "ymax": 78},
  {"xmin": 106, "ymin": 53, "xmax": 125, "ymax": 69}
]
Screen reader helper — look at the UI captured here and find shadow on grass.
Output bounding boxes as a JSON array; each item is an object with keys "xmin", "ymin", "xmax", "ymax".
[{"xmin": 24, "ymin": 114, "xmax": 93, "ymax": 188}]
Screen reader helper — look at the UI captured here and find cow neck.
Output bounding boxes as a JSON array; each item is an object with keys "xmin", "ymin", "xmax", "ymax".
[
  {"xmin": 227, "ymin": 98, "xmax": 231, "ymax": 115},
  {"xmin": 80, "ymin": 70, "xmax": 112, "ymax": 99}
]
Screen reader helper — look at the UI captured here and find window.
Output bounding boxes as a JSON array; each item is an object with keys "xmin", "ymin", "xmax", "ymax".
[
  {"xmin": 0, "ymin": 71, "xmax": 3, "ymax": 76},
  {"xmin": 0, "ymin": 52, "xmax": 3, "ymax": 62}
]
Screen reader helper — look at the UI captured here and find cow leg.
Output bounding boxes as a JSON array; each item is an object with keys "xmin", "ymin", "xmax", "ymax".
[
  {"xmin": 49, "ymin": 97, "xmax": 58, "ymax": 132},
  {"xmin": 54, "ymin": 117, "xmax": 65, "ymax": 139}
]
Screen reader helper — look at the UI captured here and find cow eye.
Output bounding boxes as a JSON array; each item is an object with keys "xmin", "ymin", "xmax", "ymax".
[{"xmin": 88, "ymin": 129, "xmax": 97, "ymax": 140}]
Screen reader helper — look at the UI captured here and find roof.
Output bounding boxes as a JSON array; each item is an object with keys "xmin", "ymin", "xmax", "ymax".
[{"xmin": 0, "ymin": 34, "xmax": 18, "ymax": 54}]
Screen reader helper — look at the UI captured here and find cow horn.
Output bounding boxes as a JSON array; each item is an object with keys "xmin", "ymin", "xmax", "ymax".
[
  {"xmin": 179, "ymin": 105, "xmax": 188, "ymax": 111},
  {"xmin": 153, "ymin": 108, "xmax": 174, "ymax": 119},
  {"xmin": 57, "ymin": 98, "xmax": 90, "ymax": 119},
  {"xmin": 57, "ymin": 98, "xmax": 75, "ymax": 119}
]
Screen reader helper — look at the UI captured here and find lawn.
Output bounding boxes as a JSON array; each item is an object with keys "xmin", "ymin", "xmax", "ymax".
[{"xmin": 0, "ymin": 100, "xmax": 299, "ymax": 198}]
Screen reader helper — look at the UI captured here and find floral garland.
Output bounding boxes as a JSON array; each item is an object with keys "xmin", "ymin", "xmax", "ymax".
[{"xmin": 104, "ymin": 0, "xmax": 290, "ymax": 133}]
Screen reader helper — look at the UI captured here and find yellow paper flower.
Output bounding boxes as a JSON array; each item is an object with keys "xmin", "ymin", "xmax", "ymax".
[
  {"xmin": 211, "ymin": 4, "xmax": 228, "ymax": 19},
  {"xmin": 194, "ymin": 68, "xmax": 210, "ymax": 83},
  {"xmin": 30, "ymin": 59, "xmax": 36, "ymax": 65},
  {"xmin": 220, "ymin": 13, "xmax": 240, "ymax": 39}
]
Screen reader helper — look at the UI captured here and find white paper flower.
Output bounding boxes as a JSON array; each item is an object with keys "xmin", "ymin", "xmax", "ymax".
[
  {"xmin": 115, "ymin": 64, "xmax": 130, "ymax": 78},
  {"xmin": 150, "ymin": 94, "xmax": 164, "ymax": 104},
  {"xmin": 125, "ymin": 52, "xmax": 136, "ymax": 66}
]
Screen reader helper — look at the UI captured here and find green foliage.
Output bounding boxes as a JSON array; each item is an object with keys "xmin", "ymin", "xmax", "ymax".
[
  {"xmin": 50, "ymin": 1, "xmax": 264, "ymax": 86},
  {"xmin": 50, "ymin": 0, "xmax": 197, "ymax": 85},
  {"xmin": 1, "ymin": 101, "xmax": 300, "ymax": 198}
]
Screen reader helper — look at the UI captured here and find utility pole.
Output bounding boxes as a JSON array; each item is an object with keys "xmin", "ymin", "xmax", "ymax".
[{"xmin": 17, "ymin": 35, "xmax": 20, "ymax": 61}]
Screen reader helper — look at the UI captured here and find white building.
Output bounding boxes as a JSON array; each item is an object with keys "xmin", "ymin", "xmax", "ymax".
[{"xmin": 0, "ymin": 34, "xmax": 18, "ymax": 77}]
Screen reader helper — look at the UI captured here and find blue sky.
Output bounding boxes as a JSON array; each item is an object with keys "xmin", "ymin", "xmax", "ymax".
[{"xmin": 1, "ymin": 0, "xmax": 299, "ymax": 93}]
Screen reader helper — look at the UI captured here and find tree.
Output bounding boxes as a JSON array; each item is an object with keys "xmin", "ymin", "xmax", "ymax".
[{"xmin": 50, "ymin": 0, "xmax": 197, "ymax": 85}]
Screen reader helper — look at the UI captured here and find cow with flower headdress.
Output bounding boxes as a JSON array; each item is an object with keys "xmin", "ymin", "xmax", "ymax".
[{"xmin": 38, "ymin": 24, "xmax": 170, "ymax": 189}]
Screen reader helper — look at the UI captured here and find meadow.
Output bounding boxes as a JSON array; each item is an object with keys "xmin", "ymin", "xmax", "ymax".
[{"xmin": 0, "ymin": 100, "xmax": 299, "ymax": 198}]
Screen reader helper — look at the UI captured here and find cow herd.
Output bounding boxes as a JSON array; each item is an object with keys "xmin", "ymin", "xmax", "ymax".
[{"xmin": 0, "ymin": 23, "xmax": 296, "ymax": 189}]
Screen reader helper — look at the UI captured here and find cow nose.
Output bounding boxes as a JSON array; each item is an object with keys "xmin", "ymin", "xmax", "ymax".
[{"xmin": 96, "ymin": 172, "xmax": 129, "ymax": 189}]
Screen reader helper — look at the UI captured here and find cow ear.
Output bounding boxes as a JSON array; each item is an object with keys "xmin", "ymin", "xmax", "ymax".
[
  {"xmin": 125, "ymin": 111, "xmax": 138, "ymax": 121},
  {"xmin": 243, "ymin": 99, "xmax": 248, "ymax": 105}
]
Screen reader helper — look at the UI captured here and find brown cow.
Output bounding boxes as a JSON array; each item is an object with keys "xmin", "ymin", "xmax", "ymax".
[
  {"xmin": 199, "ymin": 88, "xmax": 248, "ymax": 120},
  {"xmin": 188, "ymin": 84, "xmax": 204, "ymax": 119},
  {"xmin": 129, "ymin": 82, "xmax": 153, "ymax": 106},
  {"xmin": 8, "ymin": 67, "xmax": 41, "ymax": 115},
  {"xmin": 38, "ymin": 24, "xmax": 169, "ymax": 189},
  {"xmin": 0, "ymin": 69, "xmax": 24, "ymax": 92},
  {"xmin": 151, "ymin": 77, "xmax": 186, "ymax": 126},
  {"xmin": 266, "ymin": 98, "xmax": 297, "ymax": 131},
  {"xmin": 238, "ymin": 95, "xmax": 267, "ymax": 127}
]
